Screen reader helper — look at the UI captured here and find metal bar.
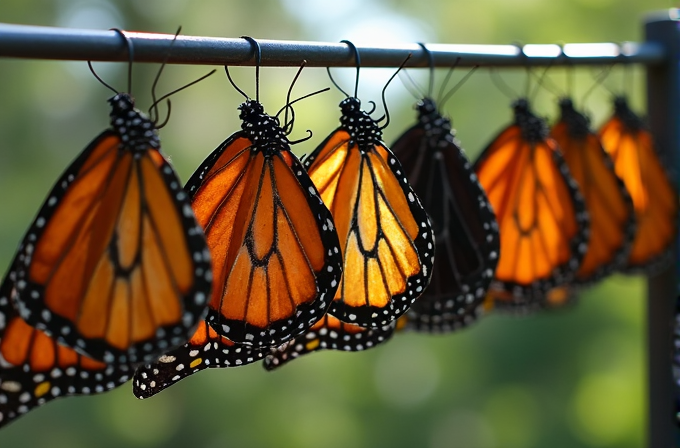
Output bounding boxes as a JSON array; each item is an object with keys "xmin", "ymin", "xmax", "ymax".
[
  {"xmin": 644, "ymin": 10, "xmax": 679, "ymax": 448},
  {"xmin": 0, "ymin": 22, "xmax": 667, "ymax": 67}
]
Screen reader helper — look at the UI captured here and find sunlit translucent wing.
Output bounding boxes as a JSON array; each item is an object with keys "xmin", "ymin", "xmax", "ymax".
[
  {"xmin": 263, "ymin": 314, "xmax": 397, "ymax": 370},
  {"xmin": 12, "ymin": 93, "xmax": 212, "ymax": 365},
  {"xmin": 550, "ymin": 98, "xmax": 635, "ymax": 286},
  {"xmin": 185, "ymin": 99, "xmax": 342, "ymax": 348},
  {"xmin": 0, "ymin": 259, "xmax": 132, "ymax": 428},
  {"xmin": 473, "ymin": 99, "xmax": 589, "ymax": 308},
  {"xmin": 598, "ymin": 96, "xmax": 677, "ymax": 273},
  {"xmin": 132, "ymin": 320, "xmax": 264, "ymax": 399},
  {"xmin": 391, "ymin": 98, "xmax": 499, "ymax": 332},
  {"xmin": 304, "ymin": 97, "xmax": 435, "ymax": 328}
]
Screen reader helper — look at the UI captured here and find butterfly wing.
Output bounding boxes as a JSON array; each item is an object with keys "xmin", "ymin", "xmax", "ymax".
[
  {"xmin": 0, "ymin": 259, "xmax": 133, "ymax": 428},
  {"xmin": 599, "ymin": 98, "xmax": 677, "ymax": 273},
  {"xmin": 263, "ymin": 314, "xmax": 396, "ymax": 370},
  {"xmin": 132, "ymin": 320, "xmax": 264, "ymax": 399},
  {"xmin": 305, "ymin": 128, "xmax": 435, "ymax": 328},
  {"xmin": 474, "ymin": 109, "xmax": 589, "ymax": 308},
  {"xmin": 551, "ymin": 100, "xmax": 635, "ymax": 285},
  {"xmin": 13, "ymin": 129, "xmax": 211, "ymax": 365},
  {"xmin": 186, "ymin": 132, "xmax": 342, "ymax": 348},
  {"xmin": 392, "ymin": 108, "xmax": 499, "ymax": 332}
]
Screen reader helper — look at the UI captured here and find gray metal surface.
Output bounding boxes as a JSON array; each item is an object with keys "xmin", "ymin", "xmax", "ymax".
[{"xmin": 0, "ymin": 22, "xmax": 666, "ymax": 67}]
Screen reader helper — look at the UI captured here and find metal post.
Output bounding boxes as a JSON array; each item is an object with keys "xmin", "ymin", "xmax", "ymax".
[{"xmin": 645, "ymin": 9, "xmax": 680, "ymax": 448}]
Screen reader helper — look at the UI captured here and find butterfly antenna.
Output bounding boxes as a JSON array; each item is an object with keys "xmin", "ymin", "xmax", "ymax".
[
  {"xmin": 241, "ymin": 36, "xmax": 261, "ymax": 102},
  {"xmin": 490, "ymin": 67, "xmax": 518, "ymax": 100},
  {"xmin": 437, "ymin": 57, "xmax": 461, "ymax": 103},
  {"xmin": 149, "ymin": 69, "xmax": 217, "ymax": 129},
  {"xmin": 581, "ymin": 65, "xmax": 613, "ymax": 108},
  {"xmin": 341, "ymin": 40, "xmax": 361, "ymax": 98},
  {"xmin": 326, "ymin": 67, "xmax": 350, "ymax": 97},
  {"xmin": 378, "ymin": 53, "xmax": 412, "ymax": 129},
  {"xmin": 365, "ymin": 100, "xmax": 377, "ymax": 115},
  {"xmin": 279, "ymin": 87, "xmax": 330, "ymax": 135},
  {"xmin": 440, "ymin": 64, "xmax": 478, "ymax": 110},
  {"xmin": 225, "ymin": 66, "xmax": 249, "ymax": 99},
  {"xmin": 280, "ymin": 61, "xmax": 307, "ymax": 131},
  {"xmin": 398, "ymin": 70, "xmax": 424, "ymax": 100},
  {"xmin": 110, "ymin": 28, "xmax": 134, "ymax": 95},
  {"xmin": 528, "ymin": 59, "xmax": 556, "ymax": 103},
  {"xmin": 417, "ymin": 43, "xmax": 434, "ymax": 98},
  {"xmin": 87, "ymin": 61, "xmax": 118, "ymax": 95},
  {"xmin": 149, "ymin": 26, "xmax": 182, "ymax": 123}
]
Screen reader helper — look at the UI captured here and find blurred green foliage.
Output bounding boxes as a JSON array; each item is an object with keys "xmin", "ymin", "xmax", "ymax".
[{"xmin": 0, "ymin": 0, "xmax": 669, "ymax": 446}]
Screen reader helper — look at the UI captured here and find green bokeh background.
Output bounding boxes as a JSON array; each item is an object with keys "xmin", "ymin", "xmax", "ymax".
[{"xmin": 0, "ymin": 1, "xmax": 669, "ymax": 447}]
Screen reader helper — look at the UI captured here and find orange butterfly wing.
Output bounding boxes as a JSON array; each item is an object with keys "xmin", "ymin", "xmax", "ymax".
[
  {"xmin": 550, "ymin": 98, "xmax": 635, "ymax": 285},
  {"xmin": 185, "ymin": 100, "xmax": 342, "ymax": 348},
  {"xmin": 598, "ymin": 97, "xmax": 677, "ymax": 272},
  {"xmin": 304, "ymin": 98, "xmax": 435, "ymax": 328},
  {"xmin": 0, "ymin": 260, "xmax": 132, "ymax": 428},
  {"xmin": 474, "ymin": 99, "xmax": 589, "ymax": 308},
  {"xmin": 12, "ymin": 94, "xmax": 212, "ymax": 365}
]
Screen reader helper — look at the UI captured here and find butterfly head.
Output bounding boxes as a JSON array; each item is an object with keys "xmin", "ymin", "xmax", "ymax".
[
  {"xmin": 339, "ymin": 97, "xmax": 382, "ymax": 149},
  {"xmin": 108, "ymin": 93, "xmax": 160, "ymax": 151},
  {"xmin": 238, "ymin": 99, "xmax": 289, "ymax": 154},
  {"xmin": 612, "ymin": 96, "xmax": 643, "ymax": 132},
  {"xmin": 512, "ymin": 98, "xmax": 548, "ymax": 143},
  {"xmin": 558, "ymin": 98, "xmax": 590, "ymax": 139},
  {"xmin": 415, "ymin": 97, "xmax": 451, "ymax": 134}
]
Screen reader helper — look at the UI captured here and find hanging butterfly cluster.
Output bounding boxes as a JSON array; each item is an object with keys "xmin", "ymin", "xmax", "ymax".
[{"xmin": 0, "ymin": 34, "xmax": 676, "ymax": 429}]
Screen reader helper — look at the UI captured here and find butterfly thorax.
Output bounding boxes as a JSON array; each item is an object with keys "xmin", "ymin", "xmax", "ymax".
[
  {"xmin": 339, "ymin": 97, "xmax": 382, "ymax": 150},
  {"xmin": 613, "ymin": 96, "xmax": 643, "ymax": 133},
  {"xmin": 108, "ymin": 93, "xmax": 160, "ymax": 152},
  {"xmin": 558, "ymin": 98, "xmax": 590, "ymax": 139},
  {"xmin": 416, "ymin": 97, "xmax": 453, "ymax": 141},
  {"xmin": 513, "ymin": 98, "xmax": 548, "ymax": 143},
  {"xmin": 239, "ymin": 100, "xmax": 290, "ymax": 156}
]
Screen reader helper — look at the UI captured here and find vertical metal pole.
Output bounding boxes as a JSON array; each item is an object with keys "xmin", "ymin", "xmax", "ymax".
[{"xmin": 645, "ymin": 10, "xmax": 680, "ymax": 448}]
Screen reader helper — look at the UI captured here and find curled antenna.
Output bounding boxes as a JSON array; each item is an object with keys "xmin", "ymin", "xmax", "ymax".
[
  {"xmin": 241, "ymin": 36, "xmax": 261, "ymax": 102},
  {"xmin": 378, "ymin": 53, "xmax": 412, "ymax": 130},
  {"xmin": 87, "ymin": 61, "xmax": 118, "ymax": 95},
  {"xmin": 225, "ymin": 66, "xmax": 249, "ymax": 99},
  {"xmin": 418, "ymin": 43, "xmax": 434, "ymax": 98},
  {"xmin": 148, "ymin": 69, "xmax": 217, "ymax": 129},
  {"xmin": 365, "ymin": 100, "xmax": 377, "ymax": 115},
  {"xmin": 278, "ymin": 87, "xmax": 331, "ymax": 136},
  {"xmin": 87, "ymin": 27, "xmax": 134, "ymax": 95},
  {"xmin": 327, "ymin": 40, "xmax": 361, "ymax": 98},
  {"xmin": 527, "ymin": 68, "xmax": 563, "ymax": 100},
  {"xmin": 440, "ymin": 65, "xmax": 478, "ymax": 110},
  {"xmin": 110, "ymin": 28, "xmax": 134, "ymax": 95},
  {"xmin": 278, "ymin": 61, "xmax": 307, "ymax": 132},
  {"xmin": 341, "ymin": 40, "xmax": 361, "ymax": 98},
  {"xmin": 490, "ymin": 67, "xmax": 519, "ymax": 100},
  {"xmin": 149, "ymin": 26, "xmax": 182, "ymax": 124}
]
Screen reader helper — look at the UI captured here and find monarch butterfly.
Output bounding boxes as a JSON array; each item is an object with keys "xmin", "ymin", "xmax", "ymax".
[
  {"xmin": 263, "ymin": 314, "xmax": 397, "ymax": 370},
  {"xmin": 598, "ymin": 96, "xmax": 677, "ymax": 272},
  {"xmin": 391, "ymin": 56, "xmax": 499, "ymax": 332},
  {"xmin": 550, "ymin": 98, "xmax": 635, "ymax": 285},
  {"xmin": 11, "ymin": 31, "xmax": 213, "ymax": 365},
  {"xmin": 0, "ymin": 258, "xmax": 132, "ymax": 428},
  {"xmin": 304, "ymin": 43, "xmax": 434, "ymax": 328},
  {"xmin": 132, "ymin": 320, "xmax": 264, "ymax": 399},
  {"xmin": 474, "ymin": 98, "xmax": 589, "ymax": 308},
  {"xmin": 186, "ymin": 39, "xmax": 342, "ymax": 348}
]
